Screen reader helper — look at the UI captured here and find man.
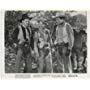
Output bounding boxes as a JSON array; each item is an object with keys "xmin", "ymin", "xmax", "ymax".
[
  {"xmin": 53, "ymin": 12, "xmax": 74, "ymax": 73},
  {"xmin": 71, "ymin": 28, "xmax": 87, "ymax": 73},
  {"xmin": 32, "ymin": 22, "xmax": 44, "ymax": 73},
  {"xmin": 43, "ymin": 27, "xmax": 53, "ymax": 73},
  {"xmin": 12, "ymin": 14, "xmax": 32, "ymax": 73},
  {"xmin": 34, "ymin": 22, "xmax": 53, "ymax": 73}
]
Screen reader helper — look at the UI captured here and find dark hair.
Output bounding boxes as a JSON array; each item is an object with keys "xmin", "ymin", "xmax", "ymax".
[
  {"xmin": 19, "ymin": 14, "xmax": 30, "ymax": 22},
  {"xmin": 59, "ymin": 16, "xmax": 65, "ymax": 19}
]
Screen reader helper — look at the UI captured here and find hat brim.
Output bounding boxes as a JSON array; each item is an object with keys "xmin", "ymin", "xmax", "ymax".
[
  {"xmin": 52, "ymin": 15, "xmax": 65, "ymax": 19},
  {"xmin": 18, "ymin": 17, "xmax": 32, "ymax": 22},
  {"xmin": 29, "ymin": 17, "xmax": 33, "ymax": 20}
]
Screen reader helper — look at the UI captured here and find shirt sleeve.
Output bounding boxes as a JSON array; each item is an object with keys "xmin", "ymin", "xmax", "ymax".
[
  {"xmin": 12, "ymin": 26, "xmax": 19, "ymax": 43},
  {"xmin": 66, "ymin": 23, "xmax": 74, "ymax": 49}
]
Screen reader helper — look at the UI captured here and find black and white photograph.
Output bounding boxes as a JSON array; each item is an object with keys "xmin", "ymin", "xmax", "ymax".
[{"xmin": 4, "ymin": 10, "xmax": 87, "ymax": 73}]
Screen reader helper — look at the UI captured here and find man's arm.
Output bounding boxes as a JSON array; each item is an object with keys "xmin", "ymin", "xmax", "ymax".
[
  {"xmin": 66, "ymin": 23, "xmax": 74, "ymax": 49},
  {"xmin": 51, "ymin": 25, "xmax": 57, "ymax": 43},
  {"xmin": 52, "ymin": 25, "xmax": 58, "ymax": 45},
  {"xmin": 12, "ymin": 26, "xmax": 20, "ymax": 47}
]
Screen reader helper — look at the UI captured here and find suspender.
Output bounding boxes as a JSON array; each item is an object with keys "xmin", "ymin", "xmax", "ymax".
[
  {"xmin": 21, "ymin": 25, "xmax": 31, "ymax": 41},
  {"xmin": 21, "ymin": 26, "xmax": 27, "ymax": 41}
]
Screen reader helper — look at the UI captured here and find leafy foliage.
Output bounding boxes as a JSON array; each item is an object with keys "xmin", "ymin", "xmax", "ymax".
[{"xmin": 5, "ymin": 11, "xmax": 87, "ymax": 73}]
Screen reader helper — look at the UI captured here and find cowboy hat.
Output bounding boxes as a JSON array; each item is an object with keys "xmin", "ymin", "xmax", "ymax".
[
  {"xmin": 19, "ymin": 13, "xmax": 30, "ymax": 22},
  {"xmin": 52, "ymin": 12, "xmax": 65, "ymax": 19}
]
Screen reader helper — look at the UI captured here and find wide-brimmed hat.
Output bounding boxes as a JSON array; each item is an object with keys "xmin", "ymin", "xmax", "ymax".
[
  {"xmin": 52, "ymin": 12, "xmax": 65, "ymax": 19},
  {"xmin": 19, "ymin": 14, "xmax": 30, "ymax": 22},
  {"xmin": 28, "ymin": 13, "xmax": 37, "ymax": 19}
]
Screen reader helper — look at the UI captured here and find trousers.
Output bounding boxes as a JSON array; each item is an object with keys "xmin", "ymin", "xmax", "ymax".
[
  {"xmin": 56, "ymin": 43, "xmax": 71, "ymax": 73},
  {"xmin": 38, "ymin": 47, "xmax": 52, "ymax": 73},
  {"xmin": 15, "ymin": 43, "xmax": 32, "ymax": 73}
]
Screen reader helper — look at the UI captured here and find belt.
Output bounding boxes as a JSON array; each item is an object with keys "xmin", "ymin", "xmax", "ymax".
[{"xmin": 58, "ymin": 42, "xmax": 68, "ymax": 46}]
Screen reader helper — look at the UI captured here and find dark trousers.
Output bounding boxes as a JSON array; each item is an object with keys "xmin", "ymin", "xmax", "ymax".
[
  {"xmin": 71, "ymin": 47, "xmax": 84, "ymax": 72},
  {"xmin": 15, "ymin": 44, "xmax": 32, "ymax": 73},
  {"xmin": 56, "ymin": 43, "xmax": 71, "ymax": 73}
]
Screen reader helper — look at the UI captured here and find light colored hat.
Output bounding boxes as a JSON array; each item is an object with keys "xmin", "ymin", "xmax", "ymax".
[
  {"xmin": 28, "ymin": 13, "xmax": 37, "ymax": 19},
  {"xmin": 29, "ymin": 20, "xmax": 39, "ymax": 28},
  {"xmin": 52, "ymin": 12, "xmax": 65, "ymax": 19}
]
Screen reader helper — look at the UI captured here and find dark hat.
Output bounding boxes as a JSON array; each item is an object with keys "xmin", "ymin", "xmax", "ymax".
[{"xmin": 19, "ymin": 14, "xmax": 30, "ymax": 22}]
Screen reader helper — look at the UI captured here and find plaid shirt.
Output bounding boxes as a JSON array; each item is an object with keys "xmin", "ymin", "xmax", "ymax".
[
  {"xmin": 56, "ymin": 23, "xmax": 69, "ymax": 44},
  {"xmin": 55, "ymin": 23, "xmax": 74, "ymax": 49}
]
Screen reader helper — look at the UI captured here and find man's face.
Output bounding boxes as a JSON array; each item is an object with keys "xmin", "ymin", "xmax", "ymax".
[
  {"xmin": 22, "ymin": 19, "xmax": 29, "ymax": 27},
  {"xmin": 75, "ymin": 29, "xmax": 80, "ymax": 33},
  {"xmin": 39, "ymin": 22, "xmax": 45, "ymax": 30},
  {"xmin": 56, "ymin": 17, "xmax": 64, "ymax": 25}
]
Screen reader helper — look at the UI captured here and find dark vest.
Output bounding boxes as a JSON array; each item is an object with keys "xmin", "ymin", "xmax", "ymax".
[{"xmin": 12, "ymin": 25, "xmax": 31, "ymax": 43}]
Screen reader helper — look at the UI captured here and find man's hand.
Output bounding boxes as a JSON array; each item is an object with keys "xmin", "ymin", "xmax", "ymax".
[
  {"xmin": 31, "ymin": 50, "xmax": 35, "ymax": 55},
  {"xmin": 13, "ymin": 43, "xmax": 17, "ymax": 48},
  {"xmin": 54, "ymin": 40, "xmax": 57, "ymax": 45},
  {"xmin": 82, "ymin": 47, "xmax": 87, "ymax": 52},
  {"xmin": 68, "ymin": 46, "xmax": 71, "ymax": 50}
]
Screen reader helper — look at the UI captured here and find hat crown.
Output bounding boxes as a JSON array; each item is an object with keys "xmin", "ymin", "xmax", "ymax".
[
  {"xmin": 22, "ymin": 14, "xmax": 29, "ymax": 20},
  {"xmin": 56, "ymin": 12, "xmax": 65, "ymax": 17},
  {"xmin": 19, "ymin": 14, "xmax": 29, "ymax": 22}
]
